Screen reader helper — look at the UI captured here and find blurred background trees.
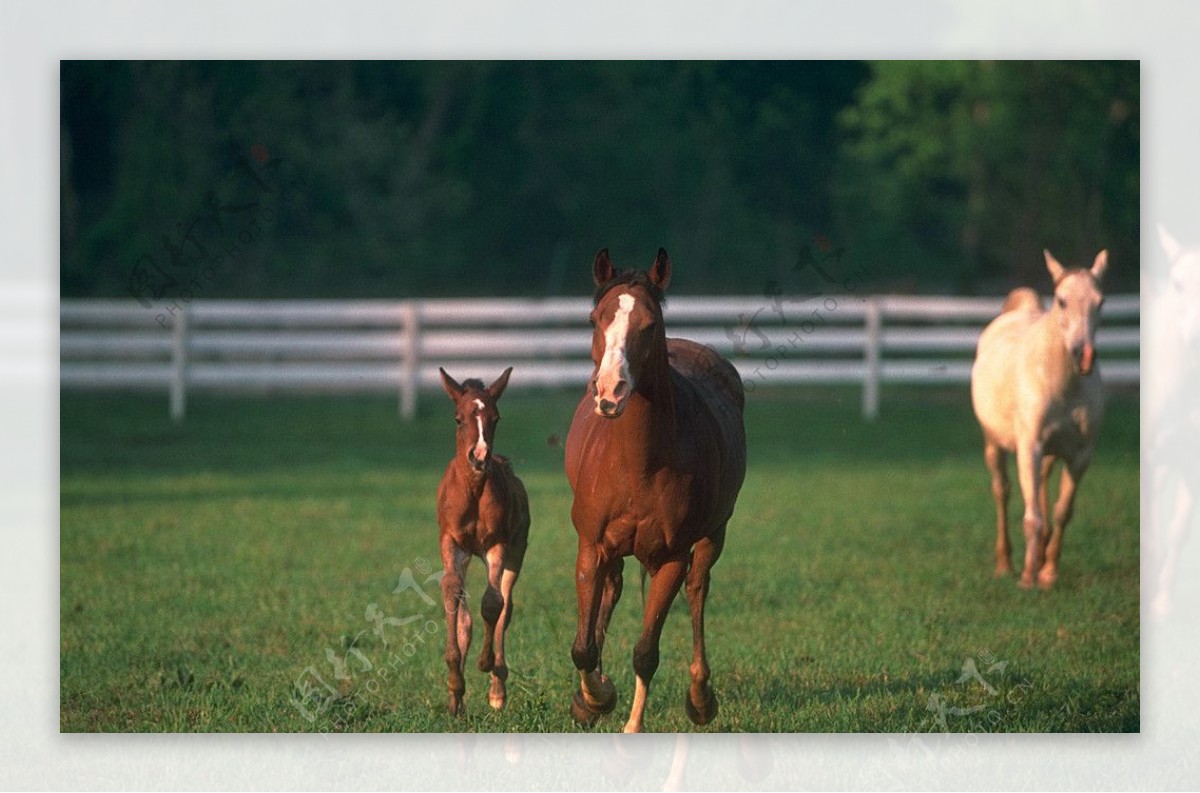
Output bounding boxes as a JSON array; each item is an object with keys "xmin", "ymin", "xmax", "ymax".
[{"xmin": 60, "ymin": 60, "xmax": 1138, "ymax": 299}]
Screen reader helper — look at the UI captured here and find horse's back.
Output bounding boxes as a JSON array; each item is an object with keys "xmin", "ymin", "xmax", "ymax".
[
  {"xmin": 666, "ymin": 338, "xmax": 745, "ymax": 415},
  {"xmin": 667, "ymin": 337, "xmax": 747, "ymax": 514}
]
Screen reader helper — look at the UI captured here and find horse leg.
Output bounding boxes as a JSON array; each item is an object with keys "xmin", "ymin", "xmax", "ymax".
[
  {"xmin": 1153, "ymin": 476, "xmax": 1193, "ymax": 617},
  {"xmin": 477, "ymin": 544, "xmax": 506, "ymax": 700},
  {"xmin": 1039, "ymin": 453, "xmax": 1089, "ymax": 589},
  {"xmin": 624, "ymin": 556, "xmax": 688, "ymax": 733},
  {"xmin": 683, "ymin": 532, "xmax": 724, "ymax": 725},
  {"xmin": 1015, "ymin": 443, "xmax": 1046, "ymax": 589},
  {"xmin": 440, "ymin": 541, "xmax": 471, "ymax": 716},
  {"xmin": 480, "ymin": 543, "xmax": 518, "ymax": 710},
  {"xmin": 984, "ymin": 441, "xmax": 1012, "ymax": 576},
  {"xmin": 571, "ymin": 542, "xmax": 617, "ymax": 724},
  {"xmin": 594, "ymin": 557, "xmax": 625, "ymax": 678}
]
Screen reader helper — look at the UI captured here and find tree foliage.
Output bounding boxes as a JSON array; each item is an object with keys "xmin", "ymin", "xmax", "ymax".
[{"xmin": 60, "ymin": 60, "xmax": 1137, "ymax": 299}]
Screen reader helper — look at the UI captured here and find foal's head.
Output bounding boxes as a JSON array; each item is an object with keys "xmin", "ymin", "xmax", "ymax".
[
  {"xmin": 588, "ymin": 248, "xmax": 671, "ymax": 418},
  {"xmin": 1044, "ymin": 249, "xmax": 1108, "ymax": 375},
  {"xmin": 439, "ymin": 367, "xmax": 513, "ymax": 473}
]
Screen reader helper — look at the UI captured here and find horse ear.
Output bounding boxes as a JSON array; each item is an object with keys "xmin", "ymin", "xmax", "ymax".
[
  {"xmin": 593, "ymin": 248, "xmax": 617, "ymax": 287},
  {"xmin": 439, "ymin": 367, "xmax": 464, "ymax": 401},
  {"xmin": 1043, "ymin": 249, "xmax": 1066, "ymax": 284},
  {"xmin": 488, "ymin": 367, "xmax": 513, "ymax": 401},
  {"xmin": 649, "ymin": 247, "xmax": 672, "ymax": 291},
  {"xmin": 1159, "ymin": 224, "xmax": 1183, "ymax": 263},
  {"xmin": 1090, "ymin": 249, "xmax": 1109, "ymax": 282}
]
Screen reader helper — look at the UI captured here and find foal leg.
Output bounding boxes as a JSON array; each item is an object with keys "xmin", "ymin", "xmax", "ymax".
[
  {"xmin": 984, "ymin": 441, "xmax": 1012, "ymax": 576},
  {"xmin": 477, "ymin": 544, "xmax": 504, "ymax": 674},
  {"xmin": 571, "ymin": 542, "xmax": 618, "ymax": 724},
  {"xmin": 479, "ymin": 543, "xmax": 515, "ymax": 710},
  {"xmin": 1039, "ymin": 453, "xmax": 1090, "ymax": 589},
  {"xmin": 440, "ymin": 541, "xmax": 472, "ymax": 716},
  {"xmin": 684, "ymin": 532, "xmax": 724, "ymax": 725},
  {"xmin": 1015, "ymin": 443, "xmax": 1046, "ymax": 589},
  {"xmin": 624, "ymin": 556, "xmax": 688, "ymax": 733}
]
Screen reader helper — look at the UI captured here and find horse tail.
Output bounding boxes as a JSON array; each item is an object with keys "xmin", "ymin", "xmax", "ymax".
[{"xmin": 1001, "ymin": 287, "xmax": 1041, "ymax": 314}]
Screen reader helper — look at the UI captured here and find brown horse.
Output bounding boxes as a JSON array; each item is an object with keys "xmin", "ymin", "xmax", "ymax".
[
  {"xmin": 564, "ymin": 248, "xmax": 747, "ymax": 732},
  {"xmin": 436, "ymin": 366, "xmax": 530, "ymax": 715}
]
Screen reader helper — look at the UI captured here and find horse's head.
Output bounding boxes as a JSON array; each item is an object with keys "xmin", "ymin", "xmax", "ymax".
[
  {"xmin": 1045, "ymin": 249, "xmax": 1108, "ymax": 375},
  {"xmin": 439, "ymin": 366, "xmax": 512, "ymax": 472},
  {"xmin": 1159, "ymin": 225, "xmax": 1200, "ymax": 348},
  {"xmin": 588, "ymin": 248, "xmax": 671, "ymax": 418}
]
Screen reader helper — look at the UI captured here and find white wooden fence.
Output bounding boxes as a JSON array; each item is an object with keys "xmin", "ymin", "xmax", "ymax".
[{"xmin": 60, "ymin": 294, "xmax": 1139, "ymax": 421}]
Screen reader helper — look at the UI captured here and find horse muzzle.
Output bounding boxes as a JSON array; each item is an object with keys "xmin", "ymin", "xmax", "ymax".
[
  {"xmin": 592, "ymin": 378, "xmax": 630, "ymax": 418},
  {"xmin": 1074, "ymin": 343, "xmax": 1096, "ymax": 375}
]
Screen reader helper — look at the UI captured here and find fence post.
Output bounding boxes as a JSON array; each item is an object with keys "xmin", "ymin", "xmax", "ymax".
[
  {"xmin": 170, "ymin": 306, "xmax": 188, "ymax": 422},
  {"xmin": 400, "ymin": 301, "xmax": 420, "ymax": 421},
  {"xmin": 863, "ymin": 296, "xmax": 881, "ymax": 421}
]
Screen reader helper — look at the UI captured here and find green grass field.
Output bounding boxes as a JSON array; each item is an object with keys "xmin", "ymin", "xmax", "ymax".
[{"xmin": 60, "ymin": 385, "xmax": 1139, "ymax": 732}]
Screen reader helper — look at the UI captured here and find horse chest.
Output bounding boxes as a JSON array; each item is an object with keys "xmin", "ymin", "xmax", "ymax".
[
  {"xmin": 1038, "ymin": 400, "xmax": 1096, "ymax": 455},
  {"xmin": 439, "ymin": 483, "xmax": 509, "ymax": 552}
]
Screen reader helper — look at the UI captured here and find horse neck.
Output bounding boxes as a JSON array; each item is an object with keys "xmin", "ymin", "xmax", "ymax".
[
  {"xmin": 616, "ymin": 341, "xmax": 678, "ymax": 467},
  {"xmin": 452, "ymin": 446, "xmax": 490, "ymax": 498}
]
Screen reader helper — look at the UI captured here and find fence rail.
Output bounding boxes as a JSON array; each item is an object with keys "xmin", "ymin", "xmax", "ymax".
[{"xmin": 60, "ymin": 295, "xmax": 1140, "ymax": 421}]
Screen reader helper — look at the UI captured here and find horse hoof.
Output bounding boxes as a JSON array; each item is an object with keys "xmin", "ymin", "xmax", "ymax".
[
  {"xmin": 571, "ymin": 687, "xmax": 616, "ymax": 726},
  {"xmin": 489, "ymin": 693, "xmax": 506, "ymax": 711},
  {"xmin": 1037, "ymin": 571, "xmax": 1058, "ymax": 590},
  {"xmin": 685, "ymin": 688, "xmax": 719, "ymax": 726},
  {"xmin": 993, "ymin": 565, "xmax": 1012, "ymax": 578},
  {"xmin": 1017, "ymin": 575, "xmax": 1035, "ymax": 590}
]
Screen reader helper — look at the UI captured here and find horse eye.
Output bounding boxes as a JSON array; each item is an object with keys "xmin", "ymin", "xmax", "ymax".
[
  {"xmin": 454, "ymin": 416, "xmax": 463, "ymax": 426},
  {"xmin": 1056, "ymin": 297, "xmax": 1066, "ymax": 309}
]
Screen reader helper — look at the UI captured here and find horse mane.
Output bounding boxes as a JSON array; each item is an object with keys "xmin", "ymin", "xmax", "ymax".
[
  {"xmin": 460, "ymin": 378, "xmax": 487, "ymax": 392},
  {"xmin": 593, "ymin": 270, "xmax": 666, "ymax": 308}
]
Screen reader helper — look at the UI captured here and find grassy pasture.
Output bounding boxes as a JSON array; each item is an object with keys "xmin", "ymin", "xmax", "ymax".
[{"xmin": 60, "ymin": 385, "xmax": 1139, "ymax": 732}]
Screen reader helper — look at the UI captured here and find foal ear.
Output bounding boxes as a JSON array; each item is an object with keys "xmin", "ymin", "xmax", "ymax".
[
  {"xmin": 488, "ymin": 366, "xmax": 513, "ymax": 401},
  {"xmin": 649, "ymin": 247, "xmax": 672, "ymax": 291},
  {"xmin": 439, "ymin": 367, "xmax": 464, "ymax": 401},
  {"xmin": 1158, "ymin": 224, "xmax": 1182, "ymax": 263},
  {"xmin": 1043, "ymin": 249, "xmax": 1066, "ymax": 284},
  {"xmin": 593, "ymin": 248, "xmax": 617, "ymax": 287},
  {"xmin": 1090, "ymin": 249, "xmax": 1109, "ymax": 282}
]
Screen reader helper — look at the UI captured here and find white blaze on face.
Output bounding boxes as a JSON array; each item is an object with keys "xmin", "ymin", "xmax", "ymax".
[
  {"xmin": 471, "ymin": 398, "xmax": 488, "ymax": 462},
  {"xmin": 596, "ymin": 294, "xmax": 636, "ymax": 407}
]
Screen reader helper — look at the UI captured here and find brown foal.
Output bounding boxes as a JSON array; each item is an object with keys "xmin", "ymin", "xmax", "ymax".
[
  {"xmin": 564, "ymin": 248, "xmax": 747, "ymax": 732},
  {"xmin": 436, "ymin": 366, "xmax": 530, "ymax": 715}
]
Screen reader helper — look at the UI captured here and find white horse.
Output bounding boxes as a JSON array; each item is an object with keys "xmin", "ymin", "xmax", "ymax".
[
  {"xmin": 1146, "ymin": 225, "xmax": 1200, "ymax": 618},
  {"xmin": 971, "ymin": 249, "xmax": 1108, "ymax": 588}
]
